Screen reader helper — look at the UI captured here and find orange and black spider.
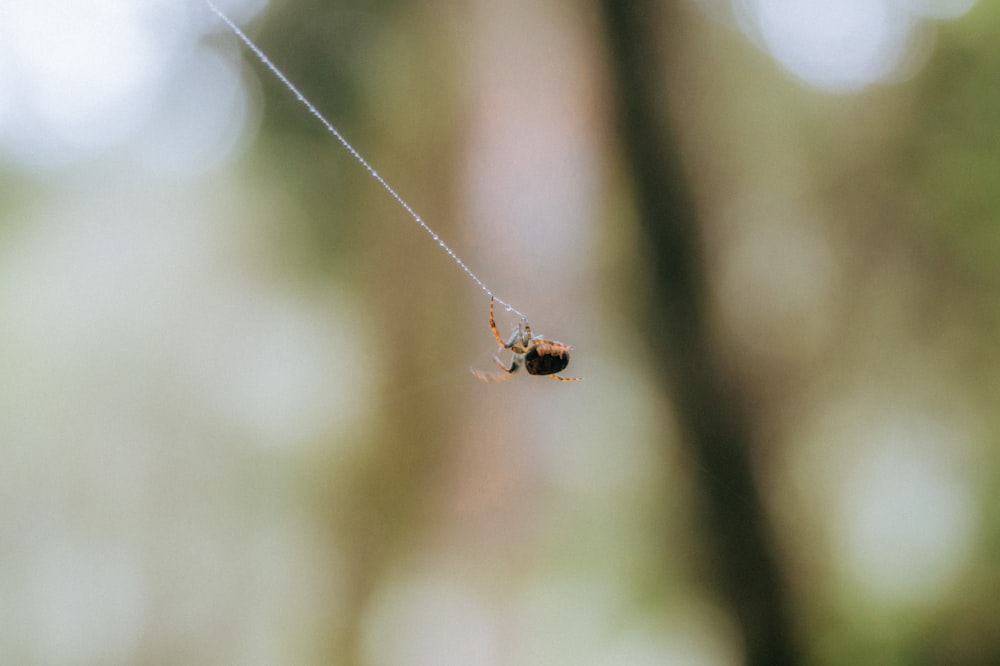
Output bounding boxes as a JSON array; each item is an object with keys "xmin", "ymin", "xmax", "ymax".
[{"xmin": 472, "ymin": 297, "xmax": 581, "ymax": 382}]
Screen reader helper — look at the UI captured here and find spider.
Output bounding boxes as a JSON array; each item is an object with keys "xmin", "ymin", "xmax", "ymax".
[{"xmin": 472, "ymin": 297, "xmax": 581, "ymax": 382}]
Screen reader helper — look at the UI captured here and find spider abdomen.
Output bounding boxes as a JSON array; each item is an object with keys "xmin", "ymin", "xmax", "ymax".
[{"xmin": 524, "ymin": 343, "xmax": 571, "ymax": 376}]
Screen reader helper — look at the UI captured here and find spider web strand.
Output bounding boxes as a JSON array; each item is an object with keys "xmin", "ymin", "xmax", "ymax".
[{"xmin": 204, "ymin": 0, "xmax": 527, "ymax": 322}]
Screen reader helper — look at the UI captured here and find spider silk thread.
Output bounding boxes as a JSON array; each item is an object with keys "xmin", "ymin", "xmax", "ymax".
[{"xmin": 204, "ymin": 0, "xmax": 528, "ymax": 323}]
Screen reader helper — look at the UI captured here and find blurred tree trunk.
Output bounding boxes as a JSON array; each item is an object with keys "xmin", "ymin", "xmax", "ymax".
[{"xmin": 597, "ymin": 2, "xmax": 802, "ymax": 665}]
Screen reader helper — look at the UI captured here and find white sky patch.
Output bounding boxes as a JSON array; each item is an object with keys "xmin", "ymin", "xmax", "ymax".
[
  {"xmin": 128, "ymin": 44, "xmax": 253, "ymax": 176},
  {"xmin": 750, "ymin": 0, "xmax": 911, "ymax": 92},
  {"xmin": 0, "ymin": 0, "xmax": 265, "ymax": 170},
  {"xmin": 743, "ymin": 0, "xmax": 976, "ymax": 92},
  {"xmin": 833, "ymin": 410, "xmax": 977, "ymax": 606}
]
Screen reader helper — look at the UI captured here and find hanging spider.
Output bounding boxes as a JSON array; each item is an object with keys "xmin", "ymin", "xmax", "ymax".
[{"xmin": 472, "ymin": 297, "xmax": 581, "ymax": 382}]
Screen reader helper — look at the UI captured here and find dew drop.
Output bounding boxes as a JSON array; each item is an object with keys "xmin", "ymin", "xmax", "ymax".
[{"xmin": 506, "ymin": 306, "xmax": 512, "ymax": 312}]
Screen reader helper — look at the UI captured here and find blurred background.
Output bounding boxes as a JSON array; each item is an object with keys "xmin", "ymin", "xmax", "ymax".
[{"xmin": 1, "ymin": 0, "xmax": 998, "ymax": 663}]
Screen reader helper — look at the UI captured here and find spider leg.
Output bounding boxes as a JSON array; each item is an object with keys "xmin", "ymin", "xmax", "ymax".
[
  {"xmin": 490, "ymin": 297, "xmax": 528, "ymax": 349},
  {"xmin": 488, "ymin": 297, "xmax": 507, "ymax": 347},
  {"xmin": 528, "ymin": 338, "xmax": 571, "ymax": 349},
  {"xmin": 470, "ymin": 344, "xmax": 521, "ymax": 383},
  {"xmin": 492, "ymin": 352, "xmax": 516, "ymax": 374},
  {"xmin": 471, "ymin": 367, "xmax": 516, "ymax": 382},
  {"xmin": 549, "ymin": 374, "xmax": 582, "ymax": 382},
  {"xmin": 475, "ymin": 298, "xmax": 529, "ymax": 383},
  {"xmin": 471, "ymin": 352, "xmax": 516, "ymax": 383}
]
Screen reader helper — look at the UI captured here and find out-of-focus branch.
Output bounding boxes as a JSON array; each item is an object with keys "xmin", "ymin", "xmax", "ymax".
[{"xmin": 597, "ymin": 2, "xmax": 802, "ymax": 664}]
